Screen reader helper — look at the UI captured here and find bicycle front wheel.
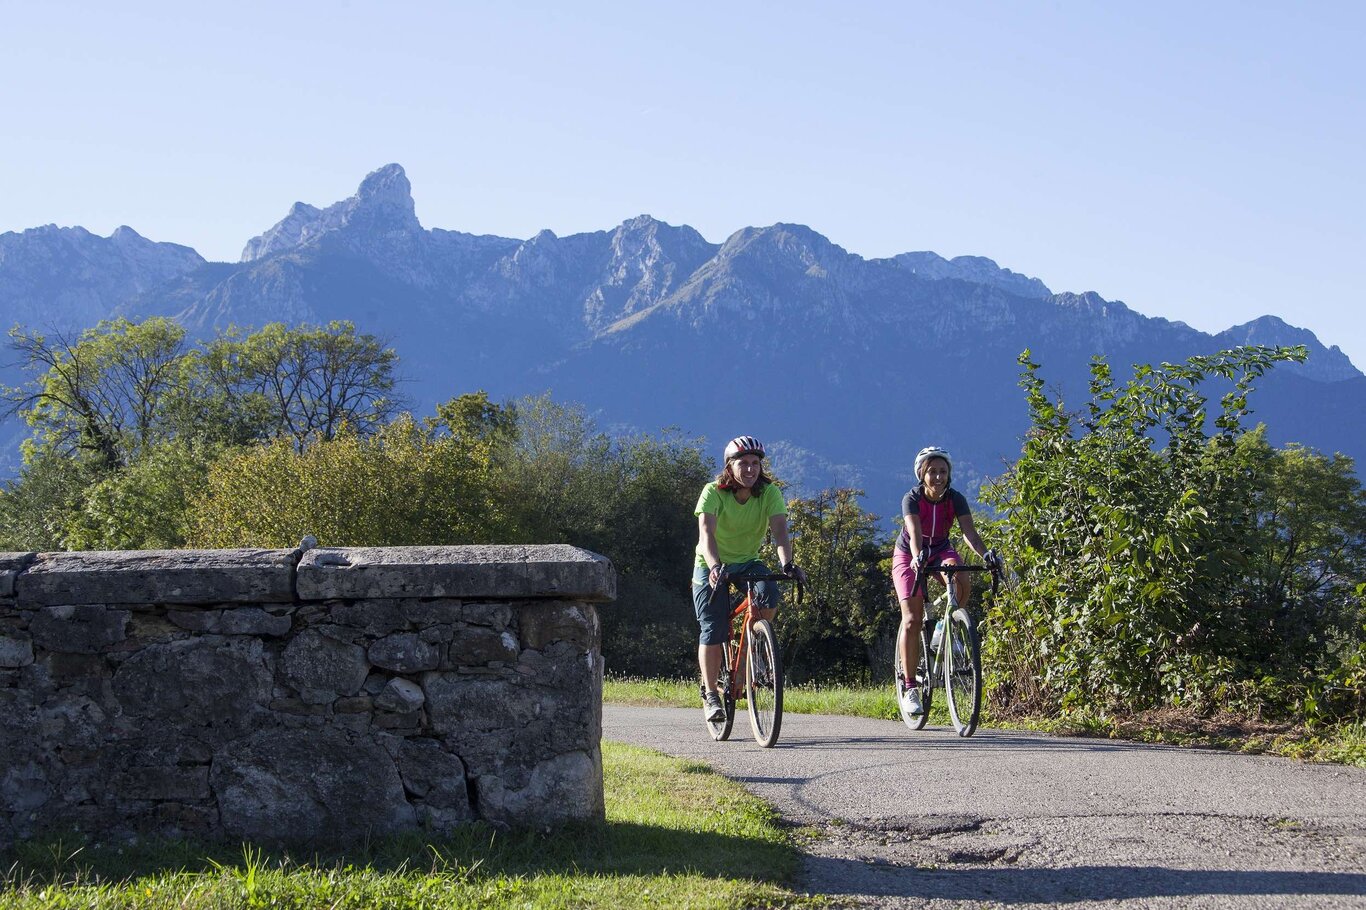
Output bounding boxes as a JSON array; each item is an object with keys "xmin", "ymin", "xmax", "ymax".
[
  {"xmin": 708, "ymin": 641, "xmax": 736, "ymax": 741},
  {"xmin": 944, "ymin": 607, "xmax": 982, "ymax": 737},
  {"xmin": 746, "ymin": 619, "xmax": 783, "ymax": 747}
]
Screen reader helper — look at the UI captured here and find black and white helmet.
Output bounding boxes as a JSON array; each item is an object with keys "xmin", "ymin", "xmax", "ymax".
[
  {"xmin": 724, "ymin": 435, "xmax": 765, "ymax": 462},
  {"xmin": 914, "ymin": 445, "xmax": 952, "ymax": 480}
]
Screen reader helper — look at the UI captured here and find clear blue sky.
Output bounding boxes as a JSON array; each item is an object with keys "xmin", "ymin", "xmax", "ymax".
[{"xmin": 4, "ymin": 1, "xmax": 1363, "ymax": 367}]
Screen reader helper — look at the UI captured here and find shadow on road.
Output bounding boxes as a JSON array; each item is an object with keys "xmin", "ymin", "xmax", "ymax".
[
  {"xmin": 804, "ymin": 856, "xmax": 1366, "ymax": 903},
  {"xmin": 784, "ymin": 731, "xmax": 1198, "ymax": 755}
]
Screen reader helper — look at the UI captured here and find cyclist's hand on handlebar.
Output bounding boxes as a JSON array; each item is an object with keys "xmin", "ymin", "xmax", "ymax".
[
  {"xmin": 708, "ymin": 564, "xmax": 728, "ymax": 589},
  {"xmin": 985, "ymin": 548, "xmax": 1004, "ymax": 573},
  {"xmin": 914, "ymin": 550, "xmax": 928, "ymax": 572},
  {"xmin": 781, "ymin": 561, "xmax": 808, "ymax": 585}
]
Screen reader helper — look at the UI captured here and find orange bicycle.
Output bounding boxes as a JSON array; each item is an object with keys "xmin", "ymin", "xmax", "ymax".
[{"xmin": 706, "ymin": 572, "xmax": 803, "ymax": 747}]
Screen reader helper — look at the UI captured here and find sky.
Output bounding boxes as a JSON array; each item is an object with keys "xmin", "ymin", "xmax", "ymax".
[{"xmin": 3, "ymin": 1, "xmax": 1363, "ymax": 368}]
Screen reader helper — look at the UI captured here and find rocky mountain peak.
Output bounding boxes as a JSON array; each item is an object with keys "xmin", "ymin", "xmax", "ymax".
[
  {"xmin": 346, "ymin": 163, "xmax": 420, "ymax": 233},
  {"xmin": 1217, "ymin": 315, "xmax": 1360, "ymax": 382},
  {"xmin": 240, "ymin": 165, "xmax": 421, "ymax": 263},
  {"xmin": 893, "ymin": 251, "xmax": 1052, "ymax": 300}
]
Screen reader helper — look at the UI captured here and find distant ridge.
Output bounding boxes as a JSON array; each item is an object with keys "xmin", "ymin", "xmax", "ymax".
[{"xmin": 1, "ymin": 164, "xmax": 1360, "ymax": 500}]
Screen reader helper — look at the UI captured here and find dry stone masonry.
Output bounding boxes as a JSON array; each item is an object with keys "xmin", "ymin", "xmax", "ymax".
[{"xmin": 0, "ymin": 544, "xmax": 615, "ymax": 846}]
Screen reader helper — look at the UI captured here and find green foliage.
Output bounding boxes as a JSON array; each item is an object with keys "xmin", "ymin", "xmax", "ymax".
[
  {"xmin": 499, "ymin": 396, "xmax": 712, "ymax": 678},
  {"xmin": 0, "ymin": 319, "xmax": 404, "ymax": 551},
  {"xmin": 783, "ymin": 488, "xmax": 894, "ymax": 681},
  {"xmin": 983, "ymin": 344, "xmax": 1365, "ymax": 725},
  {"xmin": 63, "ymin": 440, "xmax": 217, "ymax": 550},
  {"xmin": 0, "ymin": 453, "xmax": 100, "ymax": 551},
  {"xmin": 3, "ymin": 318, "xmax": 191, "ymax": 470},
  {"xmin": 198, "ymin": 321, "xmax": 402, "ymax": 449},
  {"xmin": 187, "ymin": 411, "xmax": 510, "ymax": 548}
]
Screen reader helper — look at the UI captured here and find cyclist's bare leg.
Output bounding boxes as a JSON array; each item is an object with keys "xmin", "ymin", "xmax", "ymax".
[
  {"xmin": 937, "ymin": 557, "xmax": 965, "ymax": 606},
  {"xmin": 699, "ymin": 643, "xmax": 723, "ymax": 694},
  {"xmin": 897, "ymin": 595, "xmax": 924, "ymax": 686}
]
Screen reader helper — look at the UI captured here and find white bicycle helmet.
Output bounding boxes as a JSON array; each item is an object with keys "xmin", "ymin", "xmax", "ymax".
[
  {"xmin": 914, "ymin": 445, "xmax": 952, "ymax": 480},
  {"xmin": 723, "ymin": 435, "xmax": 765, "ymax": 462}
]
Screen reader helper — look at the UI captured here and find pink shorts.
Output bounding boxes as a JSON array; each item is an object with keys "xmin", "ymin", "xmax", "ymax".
[{"xmin": 892, "ymin": 546, "xmax": 962, "ymax": 602}]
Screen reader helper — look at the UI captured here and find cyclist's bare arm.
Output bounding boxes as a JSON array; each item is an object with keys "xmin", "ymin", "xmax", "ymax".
[
  {"xmin": 698, "ymin": 513, "xmax": 724, "ymax": 586},
  {"xmin": 768, "ymin": 514, "xmax": 808, "ymax": 584},
  {"xmin": 903, "ymin": 513, "xmax": 924, "ymax": 563},
  {"xmin": 958, "ymin": 512, "xmax": 989, "ymax": 560},
  {"xmin": 769, "ymin": 513, "xmax": 795, "ymax": 569}
]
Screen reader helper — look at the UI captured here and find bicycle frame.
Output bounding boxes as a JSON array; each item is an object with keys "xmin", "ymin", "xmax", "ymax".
[
  {"xmin": 719, "ymin": 573, "xmax": 796, "ymax": 701},
  {"xmin": 706, "ymin": 571, "xmax": 802, "ymax": 746},
  {"xmin": 898, "ymin": 558, "xmax": 1001, "ymax": 736}
]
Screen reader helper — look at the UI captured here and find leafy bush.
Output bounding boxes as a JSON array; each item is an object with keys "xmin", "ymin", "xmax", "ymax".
[{"xmin": 983, "ymin": 345, "xmax": 1365, "ymax": 724}]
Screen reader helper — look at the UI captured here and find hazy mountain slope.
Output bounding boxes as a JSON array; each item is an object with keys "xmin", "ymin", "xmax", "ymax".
[{"xmin": 1, "ymin": 163, "xmax": 1360, "ymax": 505}]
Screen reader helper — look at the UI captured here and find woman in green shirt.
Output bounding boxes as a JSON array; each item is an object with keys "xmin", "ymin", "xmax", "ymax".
[{"xmin": 692, "ymin": 435, "xmax": 806, "ymax": 723}]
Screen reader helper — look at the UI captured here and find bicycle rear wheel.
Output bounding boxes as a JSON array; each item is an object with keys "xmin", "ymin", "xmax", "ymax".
[
  {"xmin": 746, "ymin": 619, "xmax": 783, "ymax": 747},
  {"xmin": 893, "ymin": 621, "xmax": 932, "ymax": 730},
  {"xmin": 944, "ymin": 607, "xmax": 982, "ymax": 737},
  {"xmin": 707, "ymin": 641, "xmax": 736, "ymax": 741}
]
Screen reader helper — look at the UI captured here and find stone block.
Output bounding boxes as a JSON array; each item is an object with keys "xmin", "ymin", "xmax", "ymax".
[
  {"xmin": 297, "ymin": 545, "xmax": 615, "ymax": 603},
  {"xmin": 0, "ymin": 553, "xmax": 35, "ymax": 573},
  {"xmin": 518, "ymin": 602, "xmax": 600, "ymax": 652},
  {"xmin": 112, "ymin": 766, "xmax": 211, "ymax": 801},
  {"xmin": 447, "ymin": 626, "xmax": 519, "ymax": 667},
  {"xmin": 475, "ymin": 750, "xmax": 603, "ymax": 828},
  {"xmin": 397, "ymin": 738, "xmax": 472, "ymax": 817},
  {"xmin": 219, "ymin": 607, "xmax": 293, "ymax": 637},
  {"xmin": 402, "ymin": 598, "xmax": 475, "ymax": 626},
  {"xmin": 211, "ymin": 728, "xmax": 415, "ymax": 843},
  {"xmin": 126, "ymin": 612, "xmax": 183, "ymax": 641},
  {"xmin": 373, "ymin": 709, "xmax": 424, "ymax": 732},
  {"xmin": 369, "ymin": 633, "xmax": 440, "ymax": 673},
  {"xmin": 281, "ymin": 630, "xmax": 369, "ymax": 704},
  {"xmin": 374, "ymin": 678, "xmax": 425, "ymax": 713},
  {"xmin": 17, "ymin": 549, "xmax": 297, "ymax": 605},
  {"xmin": 30, "ymin": 605, "xmax": 129, "ymax": 654},
  {"xmin": 155, "ymin": 802, "xmax": 217, "ymax": 833},
  {"xmin": 168, "ymin": 609, "xmax": 222, "ymax": 632},
  {"xmin": 42, "ymin": 652, "xmax": 108, "ymax": 680},
  {"xmin": 0, "ymin": 761, "xmax": 50, "ymax": 813},
  {"xmin": 112, "ymin": 637, "xmax": 271, "ymax": 739},
  {"xmin": 329, "ymin": 599, "xmax": 410, "ymax": 634},
  {"xmin": 0, "ymin": 635, "xmax": 33, "ymax": 668}
]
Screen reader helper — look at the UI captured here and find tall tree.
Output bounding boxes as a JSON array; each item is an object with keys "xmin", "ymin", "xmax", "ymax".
[
  {"xmin": 784, "ymin": 488, "xmax": 892, "ymax": 680},
  {"xmin": 2, "ymin": 318, "xmax": 190, "ymax": 469},
  {"xmin": 199, "ymin": 321, "xmax": 402, "ymax": 449}
]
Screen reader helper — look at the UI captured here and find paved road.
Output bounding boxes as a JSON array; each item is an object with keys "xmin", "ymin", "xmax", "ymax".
[{"xmin": 603, "ymin": 705, "xmax": 1366, "ymax": 909}]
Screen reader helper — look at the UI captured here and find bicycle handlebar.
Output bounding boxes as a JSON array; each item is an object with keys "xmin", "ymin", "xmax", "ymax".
[
  {"xmin": 915, "ymin": 561, "xmax": 1003, "ymax": 597},
  {"xmin": 718, "ymin": 572, "xmax": 805, "ymax": 603}
]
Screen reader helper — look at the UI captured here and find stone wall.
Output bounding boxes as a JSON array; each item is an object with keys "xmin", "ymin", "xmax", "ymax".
[{"xmin": 0, "ymin": 544, "xmax": 615, "ymax": 846}]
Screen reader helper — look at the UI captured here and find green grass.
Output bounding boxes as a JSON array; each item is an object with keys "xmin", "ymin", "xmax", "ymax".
[
  {"xmin": 605, "ymin": 675, "xmax": 970, "ymax": 728},
  {"xmin": 604, "ymin": 677, "xmax": 1366, "ymax": 767},
  {"xmin": 0, "ymin": 742, "xmax": 822, "ymax": 909}
]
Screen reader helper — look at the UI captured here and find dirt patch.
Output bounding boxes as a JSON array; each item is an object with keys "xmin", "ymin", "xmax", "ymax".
[{"xmin": 1111, "ymin": 706, "xmax": 1298, "ymax": 740}]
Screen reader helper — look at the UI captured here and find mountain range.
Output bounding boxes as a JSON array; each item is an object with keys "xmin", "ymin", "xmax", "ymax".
[{"xmin": 2, "ymin": 164, "xmax": 1362, "ymax": 514}]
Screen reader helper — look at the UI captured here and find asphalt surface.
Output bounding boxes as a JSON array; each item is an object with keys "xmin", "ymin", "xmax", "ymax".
[{"xmin": 603, "ymin": 705, "xmax": 1366, "ymax": 909}]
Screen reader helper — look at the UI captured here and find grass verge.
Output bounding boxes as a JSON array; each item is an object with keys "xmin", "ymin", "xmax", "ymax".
[
  {"xmin": 604, "ymin": 677, "xmax": 1366, "ymax": 767},
  {"xmin": 0, "ymin": 742, "xmax": 820, "ymax": 909}
]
